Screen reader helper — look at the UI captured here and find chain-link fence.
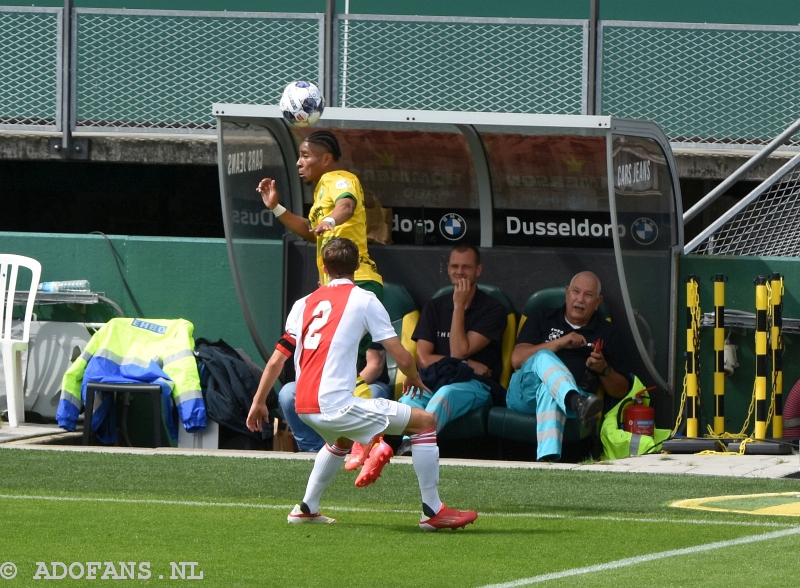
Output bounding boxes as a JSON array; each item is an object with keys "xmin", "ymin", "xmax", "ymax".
[
  {"xmin": 0, "ymin": 7, "xmax": 61, "ymax": 131},
  {"xmin": 1, "ymin": 7, "xmax": 798, "ymax": 145},
  {"xmin": 74, "ymin": 9, "xmax": 323, "ymax": 132},
  {"xmin": 600, "ymin": 21, "xmax": 800, "ymax": 148},
  {"xmin": 688, "ymin": 157, "xmax": 800, "ymax": 256},
  {"xmin": 335, "ymin": 15, "xmax": 587, "ymax": 114}
]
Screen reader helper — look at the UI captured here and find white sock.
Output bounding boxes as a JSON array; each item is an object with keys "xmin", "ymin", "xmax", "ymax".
[
  {"xmin": 301, "ymin": 443, "xmax": 347, "ymax": 514},
  {"xmin": 410, "ymin": 428, "xmax": 442, "ymax": 515}
]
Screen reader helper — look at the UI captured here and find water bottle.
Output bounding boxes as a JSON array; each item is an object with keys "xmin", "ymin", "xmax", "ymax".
[{"xmin": 38, "ymin": 280, "xmax": 91, "ymax": 293}]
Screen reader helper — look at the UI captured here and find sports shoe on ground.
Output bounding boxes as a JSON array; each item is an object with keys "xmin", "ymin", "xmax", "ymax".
[
  {"xmin": 573, "ymin": 393, "xmax": 603, "ymax": 427},
  {"xmin": 419, "ymin": 504, "xmax": 478, "ymax": 531},
  {"xmin": 344, "ymin": 441, "xmax": 371, "ymax": 471},
  {"xmin": 287, "ymin": 504, "xmax": 337, "ymax": 524},
  {"xmin": 354, "ymin": 440, "xmax": 393, "ymax": 487}
]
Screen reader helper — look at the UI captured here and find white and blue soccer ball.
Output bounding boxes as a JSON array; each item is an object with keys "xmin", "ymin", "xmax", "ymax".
[{"xmin": 279, "ymin": 80, "xmax": 325, "ymax": 126}]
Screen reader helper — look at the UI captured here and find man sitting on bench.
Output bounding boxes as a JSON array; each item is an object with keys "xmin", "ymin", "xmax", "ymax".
[
  {"xmin": 507, "ymin": 271, "xmax": 633, "ymax": 462},
  {"xmin": 396, "ymin": 244, "xmax": 506, "ymax": 455}
]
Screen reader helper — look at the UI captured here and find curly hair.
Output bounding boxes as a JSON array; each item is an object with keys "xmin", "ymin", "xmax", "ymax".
[{"xmin": 304, "ymin": 130, "xmax": 342, "ymax": 161}]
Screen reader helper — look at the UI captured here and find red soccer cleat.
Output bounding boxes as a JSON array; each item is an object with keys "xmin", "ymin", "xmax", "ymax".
[
  {"xmin": 419, "ymin": 504, "xmax": 478, "ymax": 531},
  {"xmin": 344, "ymin": 442, "xmax": 370, "ymax": 471},
  {"xmin": 345, "ymin": 434, "xmax": 384, "ymax": 471},
  {"xmin": 354, "ymin": 440, "xmax": 393, "ymax": 487}
]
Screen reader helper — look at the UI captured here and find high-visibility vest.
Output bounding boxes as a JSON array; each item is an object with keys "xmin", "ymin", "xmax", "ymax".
[
  {"xmin": 57, "ymin": 318, "xmax": 205, "ymax": 444},
  {"xmin": 600, "ymin": 377, "xmax": 671, "ymax": 460}
]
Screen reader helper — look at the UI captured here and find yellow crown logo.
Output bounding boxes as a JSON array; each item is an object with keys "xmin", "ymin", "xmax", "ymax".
[
  {"xmin": 374, "ymin": 150, "xmax": 395, "ymax": 167},
  {"xmin": 564, "ymin": 155, "xmax": 584, "ymax": 174}
]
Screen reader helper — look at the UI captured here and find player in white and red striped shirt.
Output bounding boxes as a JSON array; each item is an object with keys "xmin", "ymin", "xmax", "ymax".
[{"xmin": 247, "ymin": 237, "xmax": 477, "ymax": 531}]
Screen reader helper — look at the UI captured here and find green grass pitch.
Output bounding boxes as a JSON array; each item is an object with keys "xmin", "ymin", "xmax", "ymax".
[{"xmin": 1, "ymin": 448, "xmax": 799, "ymax": 587}]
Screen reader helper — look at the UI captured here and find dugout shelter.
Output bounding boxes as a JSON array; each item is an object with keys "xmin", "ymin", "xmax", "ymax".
[{"xmin": 213, "ymin": 105, "xmax": 683, "ymax": 428}]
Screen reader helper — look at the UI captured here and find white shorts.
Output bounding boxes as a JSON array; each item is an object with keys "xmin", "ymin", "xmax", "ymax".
[{"xmin": 298, "ymin": 396, "xmax": 412, "ymax": 446}]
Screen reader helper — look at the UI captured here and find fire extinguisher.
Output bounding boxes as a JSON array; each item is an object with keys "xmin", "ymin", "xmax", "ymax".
[{"xmin": 621, "ymin": 389, "xmax": 656, "ymax": 437}]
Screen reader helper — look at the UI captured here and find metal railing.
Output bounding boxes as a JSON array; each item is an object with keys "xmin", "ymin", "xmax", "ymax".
[
  {"xmin": 0, "ymin": 7, "xmax": 62, "ymax": 131},
  {"xmin": 1, "ymin": 7, "xmax": 798, "ymax": 148},
  {"xmin": 684, "ymin": 117, "xmax": 800, "ymax": 256},
  {"xmin": 334, "ymin": 14, "xmax": 587, "ymax": 114},
  {"xmin": 599, "ymin": 21, "xmax": 800, "ymax": 149},
  {"xmin": 73, "ymin": 9, "xmax": 323, "ymax": 133},
  {"xmin": 684, "ymin": 152, "xmax": 800, "ymax": 256}
]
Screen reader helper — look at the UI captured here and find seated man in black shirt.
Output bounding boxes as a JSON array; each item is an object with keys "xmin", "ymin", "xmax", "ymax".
[
  {"xmin": 507, "ymin": 271, "xmax": 633, "ymax": 462},
  {"xmin": 396, "ymin": 244, "xmax": 506, "ymax": 455}
]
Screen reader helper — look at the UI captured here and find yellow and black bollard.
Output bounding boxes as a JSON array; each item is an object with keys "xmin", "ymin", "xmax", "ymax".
[
  {"xmin": 770, "ymin": 272, "xmax": 784, "ymax": 439},
  {"xmin": 685, "ymin": 275, "xmax": 700, "ymax": 438},
  {"xmin": 712, "ymin": 275, "xmax": 727, "ymax": 436},
  {"xmin": 663, "ymin": 274, "xmax": 722, "ymax": 453},
  {"xmin": 754, "ymin": 276, "xmax": 768, "ymax": 440},
  {"xmin": 730, "ymin": 275, "xmax": 790, "ymax": 454}
]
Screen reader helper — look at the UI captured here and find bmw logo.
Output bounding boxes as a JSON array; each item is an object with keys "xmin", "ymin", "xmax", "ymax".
[
  {"xmin": 439, "ymin": 213, "xmax": 466, "ymax": 241},
  {"xmin": 631, "ymin": 217, "xmax": 658, "ymax": 245}
]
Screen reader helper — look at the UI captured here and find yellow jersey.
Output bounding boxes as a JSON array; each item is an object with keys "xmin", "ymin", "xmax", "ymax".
[{"xmin": 308, "ymin": 170, "xmax": 382, "ymax": 285}]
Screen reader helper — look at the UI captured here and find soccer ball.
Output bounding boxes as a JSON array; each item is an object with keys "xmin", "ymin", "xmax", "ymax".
[{"xmin": 279, "ymin": 81, "xmax": 325, "ymax": 126}]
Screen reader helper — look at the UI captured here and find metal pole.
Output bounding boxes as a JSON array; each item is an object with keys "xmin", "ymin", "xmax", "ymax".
[
  {"xmin": 60, "ymin": 0, "xmax": 72, "ymax": 152},
  {"xmin": 586, "ymin": 0, "xmax": 599, "ymax": 115},
  {"xmin": 324, "ymin": 0, "xmax": 335, "ymax": 106},
  {"xmin": 50, "ymin": 0, "xmax": 88, "ymax": 159}
]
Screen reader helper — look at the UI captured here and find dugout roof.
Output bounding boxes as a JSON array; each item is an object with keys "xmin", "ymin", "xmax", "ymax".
[{"xmin": 214, "ymin": 104, "xmax": 683, "ymax": 393}]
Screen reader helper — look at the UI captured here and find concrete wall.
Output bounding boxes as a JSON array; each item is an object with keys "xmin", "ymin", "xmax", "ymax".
[
  {"xmin": 0, "ymin": 232, "xmax": 284, "ymax": 363},
  {"xmin": 8, "ymin": 225, "xmax": 800, "ymax": 439}
]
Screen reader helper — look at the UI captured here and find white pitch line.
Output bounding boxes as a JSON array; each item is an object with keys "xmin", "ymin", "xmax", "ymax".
[
  {"xmin": 477, "ymin": 511, "xmax": 791, "ymax": 528},
  {"xmin": 477, "ymin": 525, "xmax": 800, "ymax": 588},
  {"xmin": 0, "ymin": 494, "xmax": 791, "ymax": 528}
]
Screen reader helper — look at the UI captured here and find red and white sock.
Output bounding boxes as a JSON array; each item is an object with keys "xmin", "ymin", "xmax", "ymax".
[{"xmin": 410, "ymin": 428, "xmax": 442, "ymax": 514}]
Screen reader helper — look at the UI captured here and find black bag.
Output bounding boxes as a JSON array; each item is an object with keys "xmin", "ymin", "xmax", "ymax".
[{"xmin": 194, "ymin": 338, "xmax": 277, "ymax": 447}]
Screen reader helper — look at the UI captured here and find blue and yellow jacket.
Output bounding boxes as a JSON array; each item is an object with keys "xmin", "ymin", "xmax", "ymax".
[{"xmin": 57, "ymin": 318, "xmax": 206, "ymax": 444}]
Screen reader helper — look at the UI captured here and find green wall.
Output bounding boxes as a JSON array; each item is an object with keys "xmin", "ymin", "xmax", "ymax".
[
  {"xmin": 677, "ymin": 255, "xmax": 800, "ymax": 439},
  {"xmin": 0, "ymin": 232, "xmax": 284, "ymax": 363},
  {"xmin": 6, "ymin": 1, "xmax": 798, "ymax": 25}
]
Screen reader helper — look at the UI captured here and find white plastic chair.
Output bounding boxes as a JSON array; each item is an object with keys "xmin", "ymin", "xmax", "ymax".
[{"xmin": 0, "ymin": 254, "xmax": 41, "ymax": 427}]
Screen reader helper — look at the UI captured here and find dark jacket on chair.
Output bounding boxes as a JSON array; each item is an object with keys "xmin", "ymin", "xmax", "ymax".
[{"xmin": 419, "ymin": 357, "xmax": 506, "ymax": 407}]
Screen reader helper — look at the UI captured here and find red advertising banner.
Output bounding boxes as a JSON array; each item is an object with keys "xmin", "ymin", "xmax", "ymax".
[
  {"xmin": 291, "ymin": 127, "xmax": 478, "ymax": 209},
  {"xmin": 482, "ymin": 134, "xmax": 609, "ymax": 210}
]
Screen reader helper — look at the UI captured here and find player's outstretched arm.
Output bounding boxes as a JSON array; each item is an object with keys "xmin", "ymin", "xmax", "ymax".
[
  {"xmin": 247, "ymin": 348, "xmax": 289, "ymax": 433},
  {"xmin": 256, "ymin": 178, "xmax": 315, "ymax": 242}
]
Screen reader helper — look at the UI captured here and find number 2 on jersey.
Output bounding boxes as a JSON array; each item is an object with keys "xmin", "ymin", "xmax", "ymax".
[{"xmin": 304, "ymin": 300, "xmax": 332, "ymax": 349}]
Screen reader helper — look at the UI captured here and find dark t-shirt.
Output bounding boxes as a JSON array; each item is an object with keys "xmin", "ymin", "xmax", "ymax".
[
  {"xmin": 413, "ymin": 288, "xmax": 507, "ymax": 383},
  {"xmin": 516, "ymin": 305, "xmax": 634, "ymax": 394}
]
